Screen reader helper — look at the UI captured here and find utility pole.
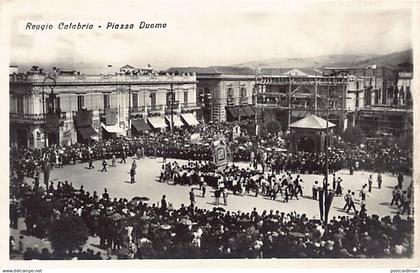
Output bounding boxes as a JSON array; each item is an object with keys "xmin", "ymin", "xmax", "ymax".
[
  {"xmin": 288, "ymin": 75, "xmax": 292, "ymax": 131},
  {"xmin": 128, "ymin": 85, "xmax": 132, "ymax": 137},
  {"xmin": 324, "ymin": 78, "xmax": 330, "ymax": 223},
  {"xmin": 41, "ymin": 75, "xmax": 56, "ymax": 148},
  {"xmin": 342, "ymin": 72, "xmax": 347, "ymax": 132},
  {"xmin": 170, "ymin": 83, "xmax": 174, "ymax": 133},
  {"xmin": 238, "ymin": 77, "xmax": 241, "ymax": 122},
  {"xmin": 314, "ymin": 71, "xmax": 318, "ymax": 115}
]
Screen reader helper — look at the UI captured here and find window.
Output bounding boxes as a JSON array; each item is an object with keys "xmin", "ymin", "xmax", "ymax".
[
  {"xmin": 77, "ymin": 95, "xmax": 85, "ymax": 111},
  {"xmin": 355, "ymin": 92, "xmax": 359, "ymax": 108},
  {"xmin": 103, "ymin": 94, "xmax": 110, "ymax": 109},
  {"xmin": 240, "ymin": 88, "xmax": 247, "ymax": 98},
  {"xmin": 227, "ymin": 88, "xmax": 233, "ymax": 97},
  {"xmin": 132, "ymin": 93, "xmax": 138, "ymax": 108},
  {"xmin": 184, "ymin": 91, "xmax": 188, "ymax": 104},
  {"xmin": 150, "ymin": 92, "xmax": 156, "ymax": 107},
  {"xmin": 17, "ymin": 97, "xmax": 24, "ymax": 113},
  {"xmin": 166, "ymin": 92, "xmax": 175, "ymax": 106},
  {"xmin": 56, "ymin": 97, "xmax": 60, "ymax": 112}
]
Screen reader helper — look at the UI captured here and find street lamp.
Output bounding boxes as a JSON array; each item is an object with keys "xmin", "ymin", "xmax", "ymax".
[
  {"xmin": 320, "ymin": 74, "xmax": 337, "ymax": 224},
  {"xmin": 41, "ymin": 75, "xmax": 57, "ymax": 148},
  {"xmin": 170, "ymin": 83, "xmax": 175, "ymax": 133}
]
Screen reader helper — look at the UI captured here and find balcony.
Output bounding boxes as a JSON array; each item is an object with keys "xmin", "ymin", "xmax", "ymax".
[
  {"xmin": 239, "ymin": 96, "xmax": 249, "ymax": 104},
  {"xmin": 130, "ymin": 106, "xmax": 146, "ymax": 114},
  {"xmin": 10, "ymin": 111, "xmax": 72, "ymax": 123},
  {"xmin": 180, "ymin": 102, "xmax": 201, "ymax": 110},
  {"xmin": 10, "ymin": 112, "xmax": 44, "ymax": 123},
  {"xmin": 149, "ymin": 104, "xmax": 165, "ymax": 112}
]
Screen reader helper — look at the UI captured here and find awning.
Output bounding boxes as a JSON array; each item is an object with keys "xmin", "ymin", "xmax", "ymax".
[
  {"xmin": 78, "ymin": 126, "xmax": 97, "ymax": 140},
  {"xmin": 165, "ymin": 115, "xmax": 184, "ymax": 127},
  {"xmin": 238, "ymin": 107, "xmax": 248, "ymax": 117},
  {"xmin": 147, "ymin": 116, "xmax": 168, "ymax": 129},
  {"xmin": 180, "ymin": 113, "xmax": 199, "ymax": 126},
  {"xmin": 227, "ymin": 106, "xmax": 254, "ymax": 118},
  {"xmin": 243, "ymin": 105, "xmax": 256, "ymax": 116},
  {"xmin": 132, "ymin": 119, "xmax": 150, "ymax": 132},
  {"xmin": 226, "ymin": 107, "xmax": 238, "ymax": 118},
  {"xmin": 101, "ymin": 123, "xmax": 125, "ymax": 134}
]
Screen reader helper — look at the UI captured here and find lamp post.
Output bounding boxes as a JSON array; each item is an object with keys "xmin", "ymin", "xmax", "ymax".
[
  {"xmin": 170, "ymin": 83, "xmax": 175, "ymax": 133},
  {"xmin": 288, "ymin": 75, "xmax": 292, "ymax": 130},
  {"xmin": 324, "ymin": 79, "xmax": 330, "ymax": 223},
  {"xmin": 128, "ymin": 85, "xmax": 132, "ymax": 137},
  {"xmin": 41, "ymin": 75, "xmax": 57, "ymax": 148}
]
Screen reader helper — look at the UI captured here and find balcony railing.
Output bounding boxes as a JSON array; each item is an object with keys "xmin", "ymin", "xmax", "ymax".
[
  {"xmin": 149, "ymin": 104, "xmax": 165, "ymax": 112},
  {"xmin": 10, "ymin": 112, "xmax": 44, "ymax": 121},
  {"xmin": 11, "ymin": 111, "xmax": 75, "ymax": 122},
  {"xmin": 239, "ymin": 96, "xmax": 249, "ymax": 103},
  {"xmin": 180, "ymin": 102, "xmax": 201, "ymax": 109}
]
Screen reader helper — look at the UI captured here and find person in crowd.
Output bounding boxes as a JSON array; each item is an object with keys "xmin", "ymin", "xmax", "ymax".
[
  {"xmin": 202, "ymin": 181, "xmax": 207, "ymax": 198},
  {"xmin": 360, "ymin": 199, "xmax": 367, "ymax": 215},
  {"xmin": 312, "ymin": 181, "xmax": 318, "ymax": 200},
  {"xmin": 368, "ymin": 175, "xmax": 373, "ymax": 193},
  {"xmin": 377, "ymin": 172, "xmax": 382, "ymax": 189},
  {"xmin": 335, "ymin": 178, "xmax": 343, "ymax": 197},
  {"xmin": 161, "ymin": 195, "xmax": 167, "ymax": 213},
  {"xmin": 397, "ymin": 172, "xmax": 404, "ymax": 188},
  {"xmin": 88, "ymin": 156, "xmax": 94, "ymax": 169},
  {"xmin": 101, "ymin": 159, "xmax": 108, "ymax": 172},
  {"xmin": 390, "ymin": 186, "xmax": 400, "ymax": 206},
  {"xmin": 120, "ymin": 150, "xmax": 127, "ymax": 164},
  {"xmin": 222, "ymin": 189, "xmax": 228, "ymax": 206},
  {"xmin": 399, "ymin": 191, "xmax": 410, "ymax": 215},
  {"xmin": 189, "ymin": 188, "xmax": 195, "ymax": 206},
  {"xmin": 111, "ymin": 154, "xmax": 117, "ymax": 167},
  {"xmin": 130, "ymin": 167, "xmax": 136, "ymax": 184},
  {"xmin": 214, "ymin": 188, "xmax": 221, "ymax": 205},
  {"xmin": 131, "ymin": 159, "xmax": 137, "ymax": 172},
  {"xmin": 346, "ymin": 192, "xmax": 357, "ymax": 214},
  {"xmin": 343, "ymin": 190, "xmax": 351, "ymax": 212}
]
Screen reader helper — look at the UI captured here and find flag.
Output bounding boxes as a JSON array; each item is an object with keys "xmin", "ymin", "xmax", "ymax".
[
  {"xmin": 324, "ymin": 191, "xmax": 335, "ymax": 222},
  {"xmin": 318, "ymin": 188, "xmax": 324, "ymax": 221}
]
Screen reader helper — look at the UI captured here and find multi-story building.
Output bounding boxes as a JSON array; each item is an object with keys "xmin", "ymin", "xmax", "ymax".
[
  {"xmin": 397, "ymin": 72, "xmax": 413, "ymax": 106},
  {"xmin": 255, "ymin": 68, "xmax": 366, "ymax": 132},
  {"xmin": 10, "ymin": 66, "xmax": 199, "ymax": 149},
  {"xmin": 256, "ymin": 66, "xmax": 412, "ymax": 136},
  {"xmin": 341, "ymin": 66, "xmax": 412, "ymax": 135},
  {"xmin": 168, "ymin": 66, "xmax": 257, "ymax": 123}
]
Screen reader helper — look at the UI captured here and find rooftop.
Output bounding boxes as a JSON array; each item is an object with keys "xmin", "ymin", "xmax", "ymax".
[
  {"xmin": 290, "ymin": 114, "xmax": 336, "ymax": 130},
  {"xmin": 167, "ymin": 66, "xmax": 255, "ymax": 75}
]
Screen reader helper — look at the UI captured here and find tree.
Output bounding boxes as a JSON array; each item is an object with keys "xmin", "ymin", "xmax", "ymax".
[
  {"xmin": 342, "ymin": 126, "xmax": 366, "ymax": 145},
  {"xmin": 266, "ymin": 120, "xmax": 282, "ymax": 135},
  {"xmin": 48, "ymin": 214, "xmax": 89, "ymax": 256}
]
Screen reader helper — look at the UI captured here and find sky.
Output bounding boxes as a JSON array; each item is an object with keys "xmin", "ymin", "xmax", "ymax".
[{"xmin": 3, "ymin": 0, "xmax": 416, "ymax": 72}]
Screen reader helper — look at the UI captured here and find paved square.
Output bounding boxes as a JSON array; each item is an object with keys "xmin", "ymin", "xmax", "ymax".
[{"xmin": 43, "ymin": 157, "xmax": 411, "ymax": 219}]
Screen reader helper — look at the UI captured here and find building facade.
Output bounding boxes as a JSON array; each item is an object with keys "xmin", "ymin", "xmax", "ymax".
[
  {"xmin": 344, "ymin": 66, "xmax": 412, "ymax": 135},
  {"xmin": 10, "ymin": 66, "xmax": 198, "ymax": 149},
  {"xmin": 168, "ymin": 66, "xmax": 256, "ymax": 123},
  {"xmin": 256, "ymin": 66, "xmax": 412, "ymax": 136},
  {"xmin": 255, "ymin": 68, "xmax": 365, "ymax": 132}
]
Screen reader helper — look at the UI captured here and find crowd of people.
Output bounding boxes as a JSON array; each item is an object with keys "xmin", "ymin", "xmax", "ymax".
[
  {"xmin": 9, "ymin": 120, "xmax": 414, "ymax": 260},
  {"xmin": 10, "ymin": 121, "xmax": 412, "ymax": 184},
  {"xmin": 9, "ymin": 172, "xmax": 414, "ymax": 259},
  {"xmin": 159, "ymin": 160, "xmax": 313, "ymax": 204}
]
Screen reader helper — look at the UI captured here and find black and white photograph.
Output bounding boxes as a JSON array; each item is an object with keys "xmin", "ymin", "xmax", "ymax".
[{"xmin": 1, "ymin": 0, "xmax": 419, "ymax": 270}]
